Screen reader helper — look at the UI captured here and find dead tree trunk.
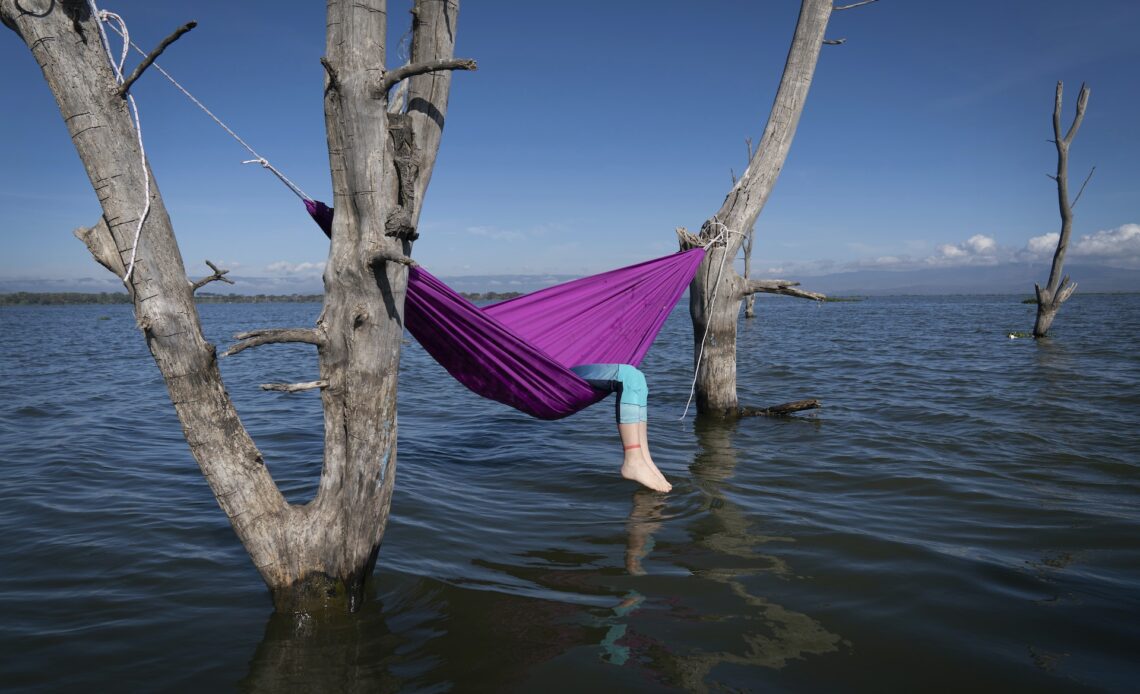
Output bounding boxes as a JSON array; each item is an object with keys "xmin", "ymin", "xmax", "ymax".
[
  {"xmin": 679, "ymin": 0, "xmax": 872, "ymax": 416},
  {"xmin": 735, "ymin": 138, "xmax": 759, "ymax": 321},
  {"xmin": 1034, "ymin": 81, "xmax": 1091, "ymax": 338},
  {"xmin": 2, "ymin": 0, "xmax": 471, "ymax": 612},
  {"xmin": 742, "ymin": 226, "xmax": 757, "ymax": 319}
]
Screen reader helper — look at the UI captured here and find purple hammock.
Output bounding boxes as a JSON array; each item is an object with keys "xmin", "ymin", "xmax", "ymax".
[{"xmin": 306, "ymin": 200, "xmax": 705, "ymax": 420}]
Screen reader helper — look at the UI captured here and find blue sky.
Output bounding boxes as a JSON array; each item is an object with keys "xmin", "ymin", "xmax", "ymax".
[{"xmin": 1, "ymin": 0, "xmax": 1137, "ymax": 292}]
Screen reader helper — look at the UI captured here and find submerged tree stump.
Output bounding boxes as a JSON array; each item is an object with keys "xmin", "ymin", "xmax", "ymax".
[{"xmin": 739, "ymin": 399, "xmax": 822, "ymax": 418}]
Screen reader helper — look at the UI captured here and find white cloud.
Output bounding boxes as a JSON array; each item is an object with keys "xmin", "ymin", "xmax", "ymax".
[
  {"xmin": 1021, "ymin": 224, "xmax": 1140, "ymax": 268},
  {"xmin": 936, "ymin": 244, "xmax": 967, "ymax": 259},
  {"xmin": 966, "ymin": 234, "xmax": 997, "ymax": 253},
  {"xmin": 265, "ymin": 260, "xmax": 326, "ymax": 275},
  {"xmin": 928, "ymin": 234, "xmax": 1000, "ymax": 266},
  {"xmin": 1025, "ymin": 232, "xmax": 1060, "ymax": 256},
  {"xmin": 1072, "ymin": 223, "xmax": 1140, "ymax": 259}
]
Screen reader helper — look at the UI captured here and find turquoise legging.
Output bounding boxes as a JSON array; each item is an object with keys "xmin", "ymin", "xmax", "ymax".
[{"xmin": 570, "ymin": 363, "xmax": 648, "ymax": 424}]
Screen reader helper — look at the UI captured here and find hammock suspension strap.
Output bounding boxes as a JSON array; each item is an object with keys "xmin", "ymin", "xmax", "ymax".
[{"xmin": 98, "ymin": 13, "xmax": 315, "ymax": 203}]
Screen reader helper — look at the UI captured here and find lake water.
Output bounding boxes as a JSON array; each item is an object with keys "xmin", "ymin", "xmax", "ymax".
[{"xmin": 1, "ymin": 294, "xmax": 1137, "ymax": 692}]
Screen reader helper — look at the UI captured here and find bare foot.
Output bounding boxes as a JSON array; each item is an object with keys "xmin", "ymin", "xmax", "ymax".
[{"xmin": 621, "ymin": 453, "xmax": 672, "ymax": 493}]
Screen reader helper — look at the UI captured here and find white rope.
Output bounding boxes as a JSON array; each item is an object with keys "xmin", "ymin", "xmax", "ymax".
[
  {"xmin": 241, "ymin": 159, "xmax": 313, "ymax": 203},
  {"xmin": 88, "ymin": 2, "xmax": 151, "ymax": 285},
  {"xmin": 679, "ymin": 218, "xmax": 748, "ymax": 419},
  {"xmin": 101, "ymin": 20, "xmax": 314, "ymax": 203}
]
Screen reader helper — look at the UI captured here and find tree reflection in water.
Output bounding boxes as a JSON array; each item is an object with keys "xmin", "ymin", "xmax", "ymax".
[
  {"xmin": 240, "ymin": 596, "xmax": 404, "ymax": 694},
  {"xmin": 238, "ymin": 417, "xmax": 845, "ymax": 691},
  {"xmin": 616, "ymin": 416, "xmax": 845, "ymax": 691}
]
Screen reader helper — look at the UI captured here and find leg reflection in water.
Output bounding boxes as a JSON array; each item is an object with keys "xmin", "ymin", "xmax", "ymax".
[
  {"xmin": 625, "ymin": 490, "xmax": 667, "ymax": 575},
  {"xmin": 598, "ymin": 417, "xmax": 844, "ymax": 686}
]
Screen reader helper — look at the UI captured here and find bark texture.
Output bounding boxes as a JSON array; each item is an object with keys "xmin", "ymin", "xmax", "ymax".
[
  {"xmin": 680, "ymin": 0, "xmax": 834, "ymax": 416},
  {"xmin": 1033, "ymin": 81, "xmax": 1090, "ymax": 338},
  {"xmin": 2, "ymin": 0, "xmax": 466, "ymax": 611}
]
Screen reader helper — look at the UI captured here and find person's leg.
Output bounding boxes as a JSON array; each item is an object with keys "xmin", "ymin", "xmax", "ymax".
[
  {"xmin": 612, "ymin": 365, "xmax": 669, "ymax": 492},
  {"xmin": 571, "ymin": 364, "xmax": 670, "ymax": 492},
  {"xmin": 638, "ymin": 419, "xmax": 651, "ymax": 467}
]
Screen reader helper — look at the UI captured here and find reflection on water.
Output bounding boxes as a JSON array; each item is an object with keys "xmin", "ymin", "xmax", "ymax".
[
  {"xmin": 240, "ymin": 416, "xmax": 847, "ymax": 692},
  {"xmin": 240, "ymin": 574, "xmax": 610, "ymax": 693},
  {"xmin": 625, "ymin": 492, "xmax": 664, "ymax": 576},
  {"xmin": 608, "ymin": 417, "xmax": 843, "ymax": 691},
  {"xmin": 241, "ymin": 599, "xmax": 402, "ymax": 693}
]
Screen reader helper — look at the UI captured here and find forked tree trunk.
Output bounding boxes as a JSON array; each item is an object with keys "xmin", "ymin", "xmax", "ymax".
[
  {"xmin": 2, "ymin": 0, "xmax": 470, "ymax": 611},
  {"xmin": 680, "ymin": 0, "xmax": 840, "ymax": 416},
  {"xmin": 1034, "ymin": 81, "xmax": 1090, "ymax": 338}
]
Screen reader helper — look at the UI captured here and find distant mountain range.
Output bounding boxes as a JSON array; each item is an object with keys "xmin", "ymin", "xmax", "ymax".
[
  {"xmin": 2, "ymin": 262, "xmax": 1137, "ymax": 297},
  {"xmin": 792, "ymin": 262, "xmax": 1140, "ymax": 296}
]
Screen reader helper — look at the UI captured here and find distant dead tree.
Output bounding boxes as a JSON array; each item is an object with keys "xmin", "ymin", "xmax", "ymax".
[
  {"xmin": 1034, "ymin": 81, "xmax": 1092, "ymax": 338},
  {"xmin": 1, "ymin": 0, "xmax": 473, "ymax": 611},
  {"xmin": 678, "ymin": 0, "xmax": 877, "ymax": 416},
  {"xmin": 733, "ymin": 138, "xmax": 760, "ymax": 320}
]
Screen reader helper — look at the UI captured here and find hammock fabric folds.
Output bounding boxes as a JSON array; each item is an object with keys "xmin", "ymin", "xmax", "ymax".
[{"xmin": 305, "ymin": 200, "xmax": 705, "ymax": 419}]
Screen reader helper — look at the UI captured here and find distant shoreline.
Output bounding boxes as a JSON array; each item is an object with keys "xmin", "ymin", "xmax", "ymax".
[
  {"xmin": 4, "ymin": 290, "xmax": 1137, "ymax": 307},
  {"xmin": 0, "ymin": 291, "xmax": 523, "ymax": 306}
]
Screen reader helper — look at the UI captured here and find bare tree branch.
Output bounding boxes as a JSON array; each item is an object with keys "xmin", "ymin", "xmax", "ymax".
[
  {"xmin": 742, "ymin": 137, "xmax": 758, "ymax": 318},
  {"xmin": 676, "ymin": 226, "xmax": 704, "ymax": 250},
  {"xmin": 1057, "ymin": 279, "xmax": 1078, "ymax": 304},
  {"xmin": 1052, "ymin": 81, "xmax": 1064, "ymax": 145},
  {"xmin": 742, "ymin": 278, "xmax": 826, "ymax": 301},
  {"xmin": 740, "ymin": 399, "xmax": 821, "ymax": 416},
  {"xmin": 191, "ymin": 259, "xmax": 235, "ymax": 292},
  {"xmin": 1071, "ymin": 165, "xmax": 1096, "ymax": 208},
  {"xmin": 261, "ymin": 380, "xmax": 328, "ymax": 393},
  {"xmin": 747, "ymin": 278, "xmax": 801, "ymax": 289},
  {"xmin": 74, "ymin": 218, "xmax": 125, "ymax": 277},
  {"xmin": 223, "ymin": 329, "xmax": 323, "ymax": 357},
  {"xmin": 834, "ymin": 0, "xmax": 879, "ymax": 10},
  {"xmin": 116, "ymin": 21, "xmax": 196, "ymax": 97},
  {"xmin": 379, "ymin": 58, "xmax": 476, "ymax": 94},
  {"xmin": 1063, "ymin": 82, "xmax": 1090, "ymax": 144},
  {"xmin": 370, "ymin": 248, "xmax": 418, "ymax": 267}
]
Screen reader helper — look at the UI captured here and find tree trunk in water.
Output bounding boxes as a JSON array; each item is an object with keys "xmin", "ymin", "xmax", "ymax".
[
  {"xmin": 689, "ymin": 248, "xmax": 747, "ymax": 415},
  {"xmin": 684, "ymin": 0, "xmax": 834, "ymax": 415},
  {"xmin": 2, "ymin": 0, "xmax": 467, "ymax": 611},
  {"xmin": 1033, "ymin": 81, "xmax": 1089, "ymax": 338}
]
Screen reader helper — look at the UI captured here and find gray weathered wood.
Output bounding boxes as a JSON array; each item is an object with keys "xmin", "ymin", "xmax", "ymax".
[
  {"xmin": 1033, "ymin": 81, "xmax": 1090, "ymax": 338},
  {"xmin": 74, "ymin": 218, "xmax": 125, "ymax": 277},
  {"xmin": 737, "ymin": 138, "xmax": 759, "ymax": 320},
  {"xmin": 116, "ymin": 21, "xmax": 195, "ymax": 98},
  {"xmin": 739, "ymin": 399, "xmax": 821, "ymax": 417},
  {"xmin": 261, "ymin": 380, "xmax": 329, "ymax": 393},
  {"xmin": 2, "ymin": 0, "xmax": 467, "ymax": 611},
  {"xmin": 682, "ymin": 0, "xmax": 839, "ymax": 415},
  {"xmin": 190, "ymin": 259, "xmax": 234, "ymax": 291}
]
